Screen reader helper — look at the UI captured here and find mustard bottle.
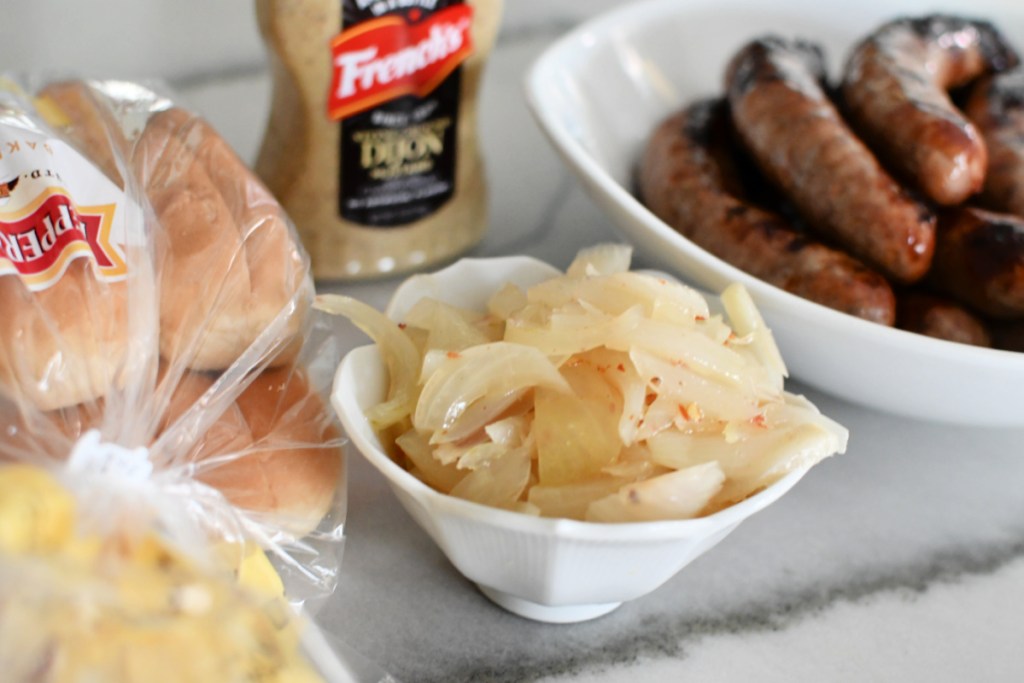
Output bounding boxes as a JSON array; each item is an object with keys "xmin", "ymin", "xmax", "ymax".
[{"xmin": 255, "ymin": 0, "xmax": 503, "ymax": 281}]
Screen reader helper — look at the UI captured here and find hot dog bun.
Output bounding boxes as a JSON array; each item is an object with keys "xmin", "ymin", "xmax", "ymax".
[
  {"xmin": 0, "ymin": 83, "xmax": 132, "ymax": 411},
  {"xmin": 133, "ymin": 107, "xmax": 311, "ymax": 372},
  {"xmin": 0, "ymin": 259, "xmax": 129, "ymax": 412},
  {"xmin": 162, "ymin": 366, "xmax": 342, "ymax": 536},
  {"xmin": 4, "ymin": 363, "xmax": 341, "ymax": 536},
  {"xmin": 35, "ymin": 80, "xmax": 127, "ymax": 185}
]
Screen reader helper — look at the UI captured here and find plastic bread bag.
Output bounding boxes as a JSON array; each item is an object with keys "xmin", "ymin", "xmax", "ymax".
[
  {"xmin": 0, "ymin": 462, "xmax": 334, "ymax": 682},
  {"xmin": 0, "ymin": 462, "xmax": 406, "ymax": 683},
  {"xmin": 0, "ymin": 75, "xmax": 348, "ymax": 611}
]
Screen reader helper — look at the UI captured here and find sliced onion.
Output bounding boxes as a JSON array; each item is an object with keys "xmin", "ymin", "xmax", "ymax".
[
  {"xmin": 404, "ymin": 298, "xmax": 496, "ymax": 351},
  {"xmin": 528, "ymin": 271, "xmax": 709, "ymax": 325},
  {"xmin": 487, "ymin": 282, "xmax": 529, "ymax": 320},
  {"xmin": 630, "ymin": 348, "xmax": 764, "ymax": 424},
  {"xmin": 325, "ymin": 248, "xmax": 847, "ymax": 523},
  {"xmin": 585, "ymin": 461, "xmax": 725, "ymax": 523},
  {"xmin": 456, "ymin": 441, "xmax": 512, "ymax": 471},
  {"xmin": 449, "ymin": 444, "xmax": 532, "ymax": 509},
  {"xmin": 711, "ymin": 423, "xmax": 842, "ymax": 507},
  {"xmin": 566, "ymin": 243, "xmax": 633, "ymax": 277},
  {"xmin": 432, "ymin": 436, "xmax": 484, "ymax": 466},
  {"xmin": 527, "ymin": 475, "xmax": 630, "ymax": 520},
  {"xmin": 420, "ymin": 348, "xmax": 451, "ymax": 385},
  {"xmin": 396, "ymin": 428, "xmax": 466, "ymax": 493},
  {"xmin": 505, "ymin": 305, "xmax": 644, "ymax": 356},
  {"xmin": 484, "ymin": 414, "xmax": 531, "ymax": 447},
  {"xmin": 566, "ymin": 348, "xmax": 645, "ymax": 446},
  {"xmin": 609, "ymin": 316, "xmax": 765, "ymax": 392},
  {"xmin": 533, "ymin": 362, "xmax": 622, "ymax": 485},
  {"xmin": 414, "ymin": 342, "xmax": 569, "ymax": 443},
  {"xmin": 634, "ymin": 394, "xmax": 700, "ymax": 440},
  {"xmin": 601, "ymin": 443, "xmax": 667, "ymax": 480},
  {"xmin": 721, "ymin": 283, "xmax": 787, "ymax": 384},
  {"xmin": 314, "ymin": 294, "xmax": 420, "ymax": 430}
]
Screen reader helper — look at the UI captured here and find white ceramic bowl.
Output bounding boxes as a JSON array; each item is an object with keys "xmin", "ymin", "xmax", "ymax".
[
  {"xmin": 330, "ymin": 256, "xmax": 810, "ymax": 623},
  {"xmin": 525, "ymin": 0, "xmax": 1024, "ymax": 427}
]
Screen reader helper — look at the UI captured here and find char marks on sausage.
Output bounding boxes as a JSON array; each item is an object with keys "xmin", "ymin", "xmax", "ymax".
[
  {"xmin": 841, "ymin": 15, "xmax": 1019, "ymax": 205},
  {"xmin": 965, "ymin": 68, "xmax": 1024, "ymax": 217},
  {"xmin": 726, "ymin": 36, "xmax": 936, "ymax": 285},
  {"xmin": 637, "ymin": 98, "xmax": 896, "ymax": 324},
  {"xmin": 931, "ymin": 206, "xmax": 1024, "ymax": 319}
]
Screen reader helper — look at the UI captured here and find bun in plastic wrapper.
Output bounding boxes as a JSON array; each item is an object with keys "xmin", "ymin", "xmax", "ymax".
[{"xmin": 0, "ymin": 76, "xmax": 363, "ymax": 681}]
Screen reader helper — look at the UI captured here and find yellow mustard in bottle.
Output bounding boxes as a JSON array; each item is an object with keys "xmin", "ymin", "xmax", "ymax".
[{"xmin": 255, "ymin": 0, "xmax": 503, "ymax": 281}]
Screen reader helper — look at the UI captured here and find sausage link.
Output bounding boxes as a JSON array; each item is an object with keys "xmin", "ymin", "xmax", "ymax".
[
  {"xmin": 988, "ymin": 319, "xmax": 1024, "ymax": 352},
  {"xmin": 725, "ymin": 36, "xmax": 935, "ymax": 285},
  {"xmin": 965, "ymin": 68, "xmax": 1024, "ymax": 217},
  {"xmin": 896, "ymin": 290, "xmax": 991, "ymax": 346},
  {"xmin": 841, "ymin": 15, "xmax": 1019, "ymax": 205},
  {"xmin": 931, "ymin": 206, "xmax": 1024, "ymax": 319},
  {"xmin": 637, "ymin": 98, "xmax": 896, "ymax": 324}
]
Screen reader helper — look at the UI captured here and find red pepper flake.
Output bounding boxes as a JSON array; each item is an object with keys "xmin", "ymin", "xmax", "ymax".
[
  {"xmin": 397, "ymin": 322, "xmax": 408, "ymax": 330},
  {"xmin": 650, "ymin": 376, "xmax": 662, "ymax": 387},
  {"xmin": 616, "ymin": 363, "xmax": 626, "ymax": 372},
  {"xmin": 695, "ymin": 315, "xmax": 706, "ymax": 322},
  {"xmin": 447, "ymin": 351, "xmax": 461, "ymax": 359},
  {"xmin": 679, "ymin": 403, "xmax": 704, "ymax": 422},
  {"xmin": 751, "ymin": 413, "xmax": 767, "ymax": 428}
]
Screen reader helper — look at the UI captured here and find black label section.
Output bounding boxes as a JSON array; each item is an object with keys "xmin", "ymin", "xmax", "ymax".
[{"xmin": 338, "ymin": 0, "xmax": 462, "ymax": 228}]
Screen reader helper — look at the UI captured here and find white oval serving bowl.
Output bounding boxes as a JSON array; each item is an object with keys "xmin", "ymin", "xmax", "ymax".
[
  {"xmin": 331, "ymin": 256, "xmax": 811, "ymax": 623},
  {"xmin": 524, "ymin": 0, "xmax": 1024, "ymax": 427}
]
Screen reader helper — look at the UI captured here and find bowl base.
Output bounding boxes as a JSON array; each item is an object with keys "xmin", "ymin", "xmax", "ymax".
[{"xmin": 476, "ymin": 584, "xmax": 621, "ymax": 624}]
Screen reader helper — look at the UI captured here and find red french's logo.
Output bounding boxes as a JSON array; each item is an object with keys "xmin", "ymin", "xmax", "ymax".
[
  {"xmin": 328, "ymin": 5, "xmax": 474, "ymax": 121},
  {"xmin": 0, "ymin": 188, "xmax": 122, "ymax": 290}
]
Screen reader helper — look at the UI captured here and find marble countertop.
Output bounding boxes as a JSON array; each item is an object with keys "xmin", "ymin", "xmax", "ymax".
[{"xmin": 31, "ymin": 1, "xmax": 1022, "ymax": 680}]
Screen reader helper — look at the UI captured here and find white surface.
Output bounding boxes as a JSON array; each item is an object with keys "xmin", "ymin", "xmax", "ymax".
[
  {"xmin": 13, "ymin": 1, "xmax": 1024, "ymax": 681},
  {"xmin": 331, "ymin": 256, "xmax": 811, "ymax": 624},
  {"xmin": 525, "ymin": 0, "xmax": 1024, "ymax": 427}
]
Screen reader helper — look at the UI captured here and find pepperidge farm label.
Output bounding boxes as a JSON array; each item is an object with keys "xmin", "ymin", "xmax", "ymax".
[
  {"xmin": 0, "ymin": 126, "xmax": 133, "ymax": 291},
  {"xmin": 328, "ymin": 0, "xmax": 474, "ymax": 227}
]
